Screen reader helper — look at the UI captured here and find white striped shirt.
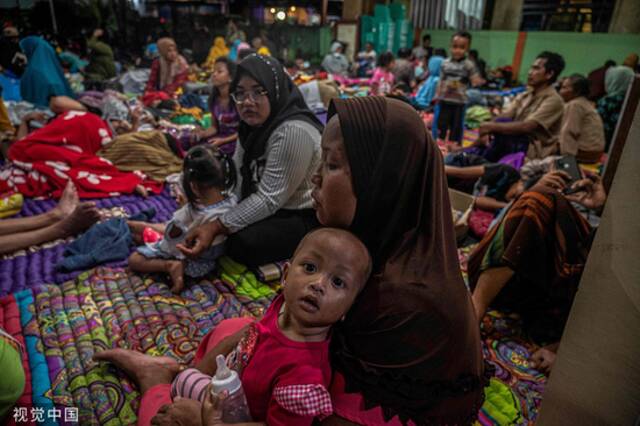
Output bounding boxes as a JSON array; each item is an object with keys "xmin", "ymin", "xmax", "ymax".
[{"xmin": 220, "ymin": 120, "xmax": 322, "ymax": 233}]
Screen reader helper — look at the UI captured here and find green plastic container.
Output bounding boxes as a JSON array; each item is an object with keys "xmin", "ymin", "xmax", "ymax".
[
  {"xmin": 389, "ymin": 3, "xmax": 406, "ymax": 21},
  {"xmin": 394, "ymin": 19, "xmax": 413, "ymax": 52},
  {"xmin": 374, "ymin": 5, "xmax": 391, "ymax": 21}
]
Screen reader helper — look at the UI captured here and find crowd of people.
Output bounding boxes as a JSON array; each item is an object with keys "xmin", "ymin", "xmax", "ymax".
[{"xmin": 0, "ymin": 19, "xmax": 637, "ymax": 425}]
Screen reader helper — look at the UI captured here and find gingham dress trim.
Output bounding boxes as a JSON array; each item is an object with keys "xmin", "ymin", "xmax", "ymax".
[{"xmin": 273, "ymin": 384, "xmax": 333, "ymax": 417}]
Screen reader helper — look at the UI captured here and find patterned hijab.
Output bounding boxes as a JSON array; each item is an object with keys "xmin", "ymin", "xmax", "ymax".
[{"xmin": 329, "ymin": 96, "xmax": 485, "ymax": 424}]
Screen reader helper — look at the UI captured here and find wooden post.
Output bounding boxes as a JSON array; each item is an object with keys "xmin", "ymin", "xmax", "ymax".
[
  {"xmin": 511, "ymin": 31, "xmax": 527, "ymax": 82},
  {"xmin": 537, "ymin": 76, "xmax": 640, "ymax": 426},
  {"xmin": 321, "ymin": 0, "xmax": 328, "ymax": 25},
  {"xmin": 603, "ymin": 75, "xmax": 640, "ymax": 193}
]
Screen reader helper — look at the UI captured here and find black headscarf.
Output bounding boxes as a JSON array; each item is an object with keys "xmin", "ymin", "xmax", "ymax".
[{"xmin": 232, "ymin": 54, "xmax": 323, "ymax": 198}]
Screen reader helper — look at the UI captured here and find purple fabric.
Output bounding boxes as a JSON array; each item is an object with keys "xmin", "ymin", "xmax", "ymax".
[
  {"xmin": 498, "ymin": 152, "xmax": 526, "ymax": 171},
  {"xmin": 1, "ymin": 189, "xmax": 178, "ymax": 296},
  {"xmin": 316, "ymin": 111, "xmax": 327, "ymax": 125}
]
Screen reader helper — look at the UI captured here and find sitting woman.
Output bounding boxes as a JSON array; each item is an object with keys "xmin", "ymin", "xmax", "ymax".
[
  {"xmin": 202, "ymin": 36, "xmax": 229, "ymax": 70},
  {"xmin": 321, "ymin": 42, "xmax": 350, "ymax": 77},
  {"xmin": 179, "ymin": 54, "xmax": 324, "ymax": 268},
  {"xmin": 190, "ymin": 57, "xmax": 240, "ymax": 155},
  {"xmin": 597, "ymin": 65, "xmax": 634, "ymax": 150},
  {"xmin": 469, "ymin": 171, "xmax": 607, "ymax": 374},
  {"xmin": 89, "ymin": 96, "xmax": 485, "ymax": 426},
  {"xmin": 143, "ymin": 37, "xmax": 189, "ymax": 106},
  {"xmin": 84, "ymin": 29, "xmax": 117, "ymax": 82},
  {"xmin": 19, "ymin": 36, "xmax": 86, "ymax": 114},
  {"xmin": 558, "ymin": 74, "xmax": 605, "ymax": 163},
  {"xmin": 412, "ymin": 55, "xmax": 444, "ymax": 110}
]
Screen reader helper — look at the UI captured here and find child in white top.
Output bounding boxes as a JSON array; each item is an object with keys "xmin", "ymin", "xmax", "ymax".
[{"xmin": 129, "ymin": 145, "xmax": 237, "ymax": 293}]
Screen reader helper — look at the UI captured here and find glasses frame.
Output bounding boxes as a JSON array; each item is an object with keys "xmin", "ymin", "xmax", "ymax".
[{"xmin": 231, "ymin": 89, "xmax": 269, "ymax": 105}]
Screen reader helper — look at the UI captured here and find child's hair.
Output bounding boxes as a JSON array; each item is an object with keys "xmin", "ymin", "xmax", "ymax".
[
  {"xmin": 378, "ymin": 51, "xmax": 395, "ymax": 68},
  {"xmin": 452, "ymin": 31, "xmax": 472, "ymax": 43},
  {"xmin": 293, "ymin": 228, "xmax": 373, "ymax": 287},
  {"xmin": 209, "ymin": 57, "xmax": 237, "ymax": 109},
  {"xmin": 397, "ymin": 47, "xmax": 412, "ymax": 59},
  {"xmin": 434, "ymin": 48, "xmax": 447, "ymax": 57},
  {"xmin": 182, "ymin": 145, "xmax": 236, "ymax": 205}
]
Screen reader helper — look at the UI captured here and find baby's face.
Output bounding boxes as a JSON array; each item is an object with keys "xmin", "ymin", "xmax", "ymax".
[{"xmin": 283, "ymin": 230, "xmax": 370, "ymax": 329}]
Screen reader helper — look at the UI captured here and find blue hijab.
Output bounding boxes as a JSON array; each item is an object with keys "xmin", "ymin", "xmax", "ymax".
[
  {"xmin": 19, "ymin": 36, "xmax": 74, "ymax": 107},
  {"xmin": 228, "ymin": 39, "xmax": 242, "ymax": 62},
  {"xmin": 414, "ymin": 56, "xmax": 444, "ymax": 109}
]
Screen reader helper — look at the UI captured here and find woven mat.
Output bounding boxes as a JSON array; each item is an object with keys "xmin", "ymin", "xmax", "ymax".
[
  {"xmin": 0, "ymin": 190, "xmax": 177, "ymax": 296},
  {"xmin": 1, "ymin": 266, "xmax": 268, "ymax": 426}
]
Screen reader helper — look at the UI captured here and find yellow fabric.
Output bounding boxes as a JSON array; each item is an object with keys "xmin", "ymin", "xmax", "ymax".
[
  {"xmin": 97, "ymin": 131, "xmax": 183, "ymax": 182},
  {"xmin": 257, "ymin": 46, "xmax": 272, "ymax": 56},
  {"xmin": 0, "ymin": 97, "xmax": 13, "ymax": 134},
  {"xmin": 0, "ymin": 193, "xmax": 23, "ymax": 218},
  {"xmin": 204, "ymin": 37, "xmax": 230, "ymax": 69}
]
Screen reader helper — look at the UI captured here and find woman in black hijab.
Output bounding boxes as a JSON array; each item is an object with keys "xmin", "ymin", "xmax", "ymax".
[{"xmin": 180, "ymin": 54, "xmax": 324, "ymax": 267}]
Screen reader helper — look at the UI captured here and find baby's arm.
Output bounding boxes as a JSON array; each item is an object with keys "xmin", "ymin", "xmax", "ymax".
[
  {"xmin": 194, "ymin": 325, "xmax": 250, "ymax": 376},
  {"xmin": 171, "ymin": 325, "xmax": 251, "ymax": 406}
]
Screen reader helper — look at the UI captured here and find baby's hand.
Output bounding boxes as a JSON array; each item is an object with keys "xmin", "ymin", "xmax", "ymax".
[{"xmin": 201, "ymin": 385, "xmax": 227, "ymax": 426}]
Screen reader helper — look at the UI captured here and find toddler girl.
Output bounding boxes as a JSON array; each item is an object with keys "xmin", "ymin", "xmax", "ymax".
[
  {"xmin": 128, "ymin": 145, "xmax": 237, "ymax": 293},
  {"xmin": 171, "ymin": 228, "xmax": 372, "ymax": 424},
  {"xmin": 370, "ymin": 51, "xmax": 395, "ymax": 96}
]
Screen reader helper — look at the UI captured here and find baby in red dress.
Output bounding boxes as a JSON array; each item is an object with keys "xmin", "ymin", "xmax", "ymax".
[{"xmin": 171, "ymin": 227, "xmax": 372, "ymax": 425}]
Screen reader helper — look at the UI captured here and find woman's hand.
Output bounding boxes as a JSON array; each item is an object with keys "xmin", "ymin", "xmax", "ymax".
[
  {"xmin": 22, "ymin": 111, "xmax": 48, "ymax": 124},
  {"xmin": 201, "ymin": 385, "xmax": 264, "ymax": 426},
  {"xmin": 177, "ymin": 220, "xmax": 223, "ymax": 257},
  {"xmin": 202, "ymin": 386, "xmax": 226, "ymax": 426},
  {"xmin": 566, "ymin": 174, "xmax": 607, "ymax": 211},
  {"xmin": 536, "ymin": 171, "xmax": 571, "ymax": 192},
  {"xmin": 151, "ymin": 398, "xmax": 202, "ymax": 426}
]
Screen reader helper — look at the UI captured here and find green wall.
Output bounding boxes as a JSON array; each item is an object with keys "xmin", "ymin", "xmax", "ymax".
[{"xmin": 422, "ymin": 30, "xmax": 640, "ymax": 83}]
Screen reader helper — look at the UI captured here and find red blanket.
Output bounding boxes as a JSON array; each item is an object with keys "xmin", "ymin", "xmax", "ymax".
[{"xmin": 0, "ymin": 111, "xmax": 162, "ymax": 198}]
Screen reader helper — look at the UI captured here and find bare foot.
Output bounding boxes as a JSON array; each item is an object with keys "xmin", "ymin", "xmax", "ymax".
[
  {"xmin": 166, "ymin": 260, "xmax": 185, "ymax": 294},
  {"xmin": 152, "ymin": 398, "xmax": 202, "ymax": 426},
  {"xmin": 55, "ymin": 202, "xmax": 101, "ymax": 237},
  {"xmin": 93, "ymin": 348, "xmax": 182, "ymax": 394},
  {"xmin": 529, "ymin": 343, "xmax": 559, "ymax": 375},
  {"xmin": 51, "ymin": 181, "xmax": 79, "ymax": 220},
  {"xmin": 135, "ymin": 184, "xmax": 149, "ymax": 198}
]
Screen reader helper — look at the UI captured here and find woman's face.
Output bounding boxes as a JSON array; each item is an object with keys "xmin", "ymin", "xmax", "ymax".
[
  {"xmin": 234, "ymin": 75, "xmax": 271, "ymax": 127},
  {"xmin": 311, "ymin": 116, "xmax": 357, "ymax": 228},
  {"xmin": 559, "ymin": 78, "xmax": 576, "ymax": 102},
  {"xmin": 211, "ymin": 62, "xmax": 231, "ymax": 87},
  {"xmin": 164, "ymin": 45, "xmax": 178, "ymax": 62}
]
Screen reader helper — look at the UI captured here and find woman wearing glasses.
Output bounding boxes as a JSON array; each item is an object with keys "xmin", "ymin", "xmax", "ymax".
[{"xmin": 178, "ymin": 54, "xmax": 323, "ymax": 267}]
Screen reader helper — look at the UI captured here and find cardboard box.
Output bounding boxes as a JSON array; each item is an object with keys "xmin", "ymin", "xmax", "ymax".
[{"xmin": 449, "ymin": 188, "xmax": 474, "ymax": 242}]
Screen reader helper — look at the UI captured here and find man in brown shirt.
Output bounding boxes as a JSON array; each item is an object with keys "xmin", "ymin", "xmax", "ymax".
[
  {"xmin": 477, "ymin": 51, "xmax": 565, "ymax": 162},
  {"xmin": 558, "ymin": 74, "xmax": 605, "ymax": 163}
]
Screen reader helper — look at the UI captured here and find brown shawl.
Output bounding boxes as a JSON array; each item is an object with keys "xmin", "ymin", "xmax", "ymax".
[
  {"xmin": 468, "ymin": 185, "xmax": 592, "ymax": 343},
  {"xmin": 329, "ymin": 97, "xmax": 484, "ymax": 424}
]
